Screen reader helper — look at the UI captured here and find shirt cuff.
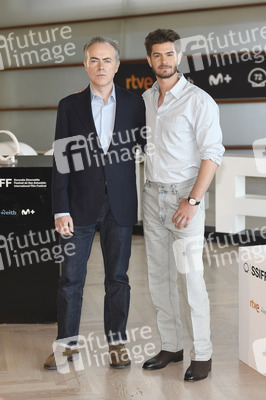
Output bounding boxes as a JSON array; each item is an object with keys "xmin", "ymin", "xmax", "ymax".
[{"xmin": 54, "ymin": 212, "xmax": 70, "ymax": 220}]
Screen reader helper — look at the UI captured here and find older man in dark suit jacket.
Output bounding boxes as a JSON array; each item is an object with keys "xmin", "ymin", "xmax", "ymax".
[{"xmin": 44, "ymin": 36, "xmax": 146, "ymax": 370}]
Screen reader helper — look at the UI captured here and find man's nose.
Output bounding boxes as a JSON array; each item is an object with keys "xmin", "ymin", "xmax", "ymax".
[
  {"xmin": 161, "ymin": 55, "xmax": 167, "ymax": 64},
  {"xmin": 98, "ymin": 60, "xmax": 104, "ymax": 69}
]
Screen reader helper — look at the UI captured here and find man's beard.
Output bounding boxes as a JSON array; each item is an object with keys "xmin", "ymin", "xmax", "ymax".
[{"xmin": 152, "ymin": 64, "xmax": 178, "ymax": 79}]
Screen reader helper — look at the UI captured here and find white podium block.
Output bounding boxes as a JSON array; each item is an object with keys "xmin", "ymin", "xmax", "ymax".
[
  {"xmin": 239, "ymin": 246, "xmax": 266, "ymax": 377},
  {"xmin": 216, "ymin": 154, "xmax": 266, "ymax": 233}
]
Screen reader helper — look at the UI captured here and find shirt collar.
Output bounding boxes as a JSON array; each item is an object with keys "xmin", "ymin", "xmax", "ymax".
[
  {"xmin": 90, "ymin": 85, "xmax": 116, "ymax": 103},
  {"xmin": 151, "ymin": 73, "xmax": 187, "ymax": 100}
]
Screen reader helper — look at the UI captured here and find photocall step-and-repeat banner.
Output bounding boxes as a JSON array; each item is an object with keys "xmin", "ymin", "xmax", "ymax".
[
  {"xmin": 239, "ymin": 246, "xmax": 266, "ymax": 377},
  {"xmin": 0, "ymin": 157, "xmax": 59, "ymax": 323},
  {"xmin": 114, "ymin": 52, "xmax": 266, "ymax": 100}
]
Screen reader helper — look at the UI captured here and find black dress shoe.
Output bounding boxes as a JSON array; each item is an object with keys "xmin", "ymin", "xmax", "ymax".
[
  {"xmin": 142, "ymin": 349, "xmax": 183, "ymax": 370},
  {"xmin": 184, "ymin": 359, "xmax": 212, "ymax": 381}
]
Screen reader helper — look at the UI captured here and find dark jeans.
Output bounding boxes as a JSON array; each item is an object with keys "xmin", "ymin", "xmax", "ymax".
[{"xmin": 56, "ymin": 195, "xmax": 133, "ymax": 343}]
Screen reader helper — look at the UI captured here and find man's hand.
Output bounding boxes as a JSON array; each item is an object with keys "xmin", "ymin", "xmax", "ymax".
[
  {"xmin": 172, "ymin": 198, "xmax": 198, "ymax": 229},
  {"xmin": 55, "ymin": 215, "xmax": 74, "ymax": 236}
]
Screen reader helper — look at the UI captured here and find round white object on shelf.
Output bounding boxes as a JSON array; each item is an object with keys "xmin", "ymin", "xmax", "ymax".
[
  {"xmin": 0, "ymin": 130, "xmax": 21, "ymax": 163},
  {"xmin": 0, "ymin": 141, "xmax": 37, "ymax": 156}
]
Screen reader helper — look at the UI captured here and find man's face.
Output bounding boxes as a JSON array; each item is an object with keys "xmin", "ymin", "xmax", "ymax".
[
  {"xmin": 83, "ymin": 42, "xmax": 120, "ymax": 88},
  {"xmin": 147, "ymin": 41, "xmax": 181, "ymax": 79}
]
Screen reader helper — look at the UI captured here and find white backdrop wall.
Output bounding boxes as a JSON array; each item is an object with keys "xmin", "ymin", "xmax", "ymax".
[{"xmin": 0, "ymin": 5, "xmax": 265, "ymax": 151}]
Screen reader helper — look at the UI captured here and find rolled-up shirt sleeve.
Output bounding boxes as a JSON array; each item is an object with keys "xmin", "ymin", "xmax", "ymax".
[{"xmin": 194, "ymin": 94, "xmax": 225, "ymax": 166}]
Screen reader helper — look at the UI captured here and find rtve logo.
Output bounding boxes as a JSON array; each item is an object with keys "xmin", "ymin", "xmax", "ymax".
[
  {"xmin": 250, "ymin": 299, "xmax": 260, "ymax": 313},
  {"xmin": 0, "ymin": 178, "xmax": 12, "ymax": 187},
  {"xmin": 126, "ymin": 75, "xmax": 154, "ymax": 91},
  {"xmin": 250, "ymin": 299, "xmax": 266, "ymax": 315}
]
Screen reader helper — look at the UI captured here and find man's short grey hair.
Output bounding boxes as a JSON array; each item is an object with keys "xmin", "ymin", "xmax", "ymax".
[{"xmin": 83, "ymin": 36, "xmax": 120, "ymax": 62}]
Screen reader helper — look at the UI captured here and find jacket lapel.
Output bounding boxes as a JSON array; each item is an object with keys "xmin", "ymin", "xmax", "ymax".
[
  {"xmin": 73, "ymin": 85, "xmax": 98, "ymax": 135},
  {"xmin": 113, "ymin": 85, "xmax": 127, "ymax": 135}
]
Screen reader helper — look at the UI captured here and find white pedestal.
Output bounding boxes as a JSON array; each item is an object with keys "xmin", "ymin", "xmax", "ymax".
[
  {"xmin": 216, "ymin": 152, "xmax": 266, "ymax": 233},
  {"xmin": 239, "ymin": 245, "xmax": 266, "ymax": 377}
]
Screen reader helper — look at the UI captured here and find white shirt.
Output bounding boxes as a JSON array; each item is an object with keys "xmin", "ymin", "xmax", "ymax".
[
  {"xmin": 142, "ymin": 74, "xmax": 225, "ymax": 183},
  {"xmin": 91, "ymin": 85, "xmax": 116, "ymax": 154}
]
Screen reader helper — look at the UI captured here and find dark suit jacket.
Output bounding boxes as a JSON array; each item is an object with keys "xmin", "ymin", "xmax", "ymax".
[{"xmin": 52, "ymin": 84, "xmax": 146, "ymax": 226}]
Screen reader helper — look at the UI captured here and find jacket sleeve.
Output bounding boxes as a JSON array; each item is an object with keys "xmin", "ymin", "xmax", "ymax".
[{"xmin": 52, "ymin": 100, "xmax": 71, "ymax": 215}]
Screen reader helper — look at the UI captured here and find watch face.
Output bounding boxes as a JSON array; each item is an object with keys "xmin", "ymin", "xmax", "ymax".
[{"xmin": 189, "ymin": 197, "xmax": 197, "ymax": 205}]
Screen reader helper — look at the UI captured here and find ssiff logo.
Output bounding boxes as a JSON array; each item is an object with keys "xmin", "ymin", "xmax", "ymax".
[{"xmin": 0, "ymin": 178, "xmax": 12, "ymax": 187}]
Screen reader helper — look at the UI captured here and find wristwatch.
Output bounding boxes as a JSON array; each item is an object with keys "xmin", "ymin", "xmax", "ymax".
[{"xmin": 188, "ymin": 196, "xmax": 200, "ymax": 206}]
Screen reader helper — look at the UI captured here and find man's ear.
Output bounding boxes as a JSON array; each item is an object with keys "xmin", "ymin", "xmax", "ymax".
[
  {"xmin": 177, "ymin": 52, "xmax": 182, "ymax": 66},
  {"xmin": 147, "ymin": 55, "xmax": 152, "ymax": 68}
]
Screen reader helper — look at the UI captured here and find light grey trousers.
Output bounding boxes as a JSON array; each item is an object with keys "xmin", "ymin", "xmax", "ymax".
[{"xmin": 142, "ymin": 178, "xmax": 212, "ymax": 361}]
